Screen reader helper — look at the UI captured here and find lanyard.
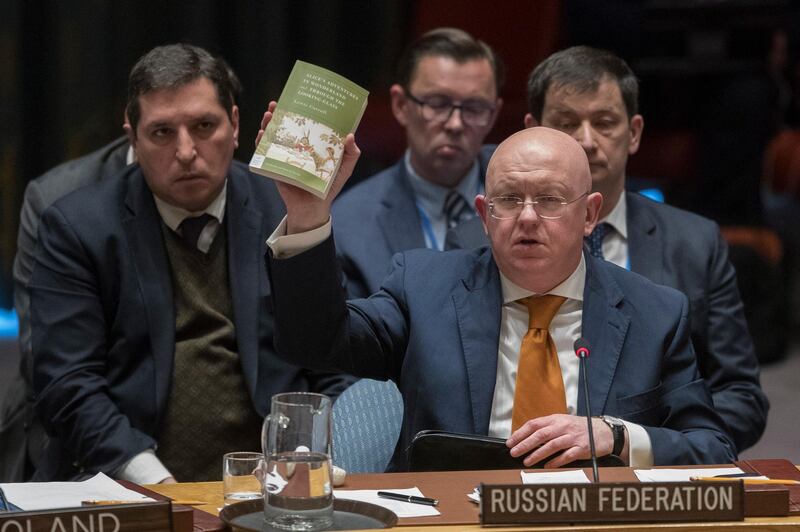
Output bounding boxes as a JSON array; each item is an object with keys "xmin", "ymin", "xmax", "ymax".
[{"xmin": 416, "ymin": 202, "xmax": 440, "ymax": 250}]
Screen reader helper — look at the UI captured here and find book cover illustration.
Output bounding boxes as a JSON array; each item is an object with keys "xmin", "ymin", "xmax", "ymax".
[{"xmin": 250, "ymin": 60, "xmax": 368, "ymax": 198}]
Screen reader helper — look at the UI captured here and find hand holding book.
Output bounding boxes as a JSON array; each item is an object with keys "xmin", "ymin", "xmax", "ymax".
[
  {"xmin": 255, "ymin": 100, "xmax": 360, "ymax": 234},
  {"xmin": 252, "ymin": 61, "xmax": 367, "ymax": 233}
]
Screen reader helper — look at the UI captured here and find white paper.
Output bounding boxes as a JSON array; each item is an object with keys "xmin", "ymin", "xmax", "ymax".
[
  {"xmin": 634, "ymin": 467, "xmax": 746, "ymax": 483},
  {"xmin": 0, "ymin": 472, "xmax": 154, "ymax": 511},
  {"xmin": 334, "ymin": 486, "xmax": 440, "ymax": 518},
  {"xmin": 520, "ymin": 469, "xmax": 591, "ymax": 484}
]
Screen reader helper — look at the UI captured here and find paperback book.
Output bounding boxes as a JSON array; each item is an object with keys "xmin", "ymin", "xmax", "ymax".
[{"xmin": 249, "ymin": 60, "xmax": 368, "ymax": 198}]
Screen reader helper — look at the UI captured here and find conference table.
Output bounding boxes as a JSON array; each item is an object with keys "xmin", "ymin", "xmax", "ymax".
[{"xmin": 147, "ymin": 465, "xmax": 800, "ymax": 531}]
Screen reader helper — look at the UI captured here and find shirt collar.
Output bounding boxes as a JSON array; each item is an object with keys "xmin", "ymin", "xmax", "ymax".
[
  {"xmin": 499, "ymin": 253, "xmax": 586, "ymax": 304},
  {"xmin": 403, "ymin": 149, "xmax": 481, "ymax": 214},
  {"xmin": 126, "ymin": 145, "xmax": 136, "ymax": 165},
  {"xmin": 153, "ymin": 180, "xmax": 227, "ymax": 232},
  {"xmin": 600, "ymin": 190, "xmax": 627, "ymax": 239}
]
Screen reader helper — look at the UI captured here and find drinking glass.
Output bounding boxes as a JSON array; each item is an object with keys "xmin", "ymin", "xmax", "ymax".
[{"xmin": 222, "ymin": 451, "xmax": 264, "ymax": 506}]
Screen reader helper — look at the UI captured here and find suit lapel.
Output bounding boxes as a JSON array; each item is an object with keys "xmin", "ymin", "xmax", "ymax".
[
  {"xmin": 579, "ymin": 254, "xmax": 630, "ymax": 415},
  {"xmin": 626, "ymin": 193, "xmax": 664, "ymax": 284},
  {"xmin": 452, "ymin": 249, "xmax": 503, "ymax": 433},
  {"xmin": 225, "ymin": 173, "xmax": 262, "ymax": 399},
  {"xmin": 376, "ymin": 163, "xmax": 427, "ymax": 252},
  {"xmin": 122, "ymin": 170, "xmax": 175, "ymax": 421}
]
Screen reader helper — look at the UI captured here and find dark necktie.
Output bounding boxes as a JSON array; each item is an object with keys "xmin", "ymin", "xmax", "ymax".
[
  {"xmin": 179, "ymin": 214, "xmax": 214, "ymax": 250},
  {"xmin": 586, "ymin": 222, "xmax": 608, "ymax": 259},
  {"xmin": 443, "ymin": 191, "xmax": 473, "ymax": 230}
]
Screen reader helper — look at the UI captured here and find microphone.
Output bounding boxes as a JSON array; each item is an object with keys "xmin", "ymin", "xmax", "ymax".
[{"xmin": 574, "ymin": 337, "xmax": 599, "ymax": 483}]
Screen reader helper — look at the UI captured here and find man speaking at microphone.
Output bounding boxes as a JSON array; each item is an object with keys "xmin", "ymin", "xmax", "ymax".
[{"xmin": 265, "ymin": 122, "xmax": 736, "ymax": 470}]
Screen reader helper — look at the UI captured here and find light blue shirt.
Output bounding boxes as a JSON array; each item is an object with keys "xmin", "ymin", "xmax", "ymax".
[{"xmin": 403, "ymin": 150, "xmax": 482, "ymax": 250}]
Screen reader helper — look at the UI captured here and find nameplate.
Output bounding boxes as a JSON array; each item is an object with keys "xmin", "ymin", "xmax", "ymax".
[
  {"xmin": 0, "ymin": 501, "xmax": 173, "ymax": 532},
  {"xmin": 480, "ymin": 482, "xmax": 744, "ymax": 525}
]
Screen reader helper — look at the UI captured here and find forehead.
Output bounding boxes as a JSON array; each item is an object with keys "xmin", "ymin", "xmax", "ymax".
[
  {"xmin": 136, "ymin": 77, "xmax": 227, "ymax": 127},
  {"xmin": 488, "ymin": 144, "xmax": 582, "ymax": 194},
  {"xmin": 409, "ymin": 55, "xmax": 497, "ymax": 98},
  {"xmin": 543, "ymin": 77, "xmax": 626, "ymax": 117}
]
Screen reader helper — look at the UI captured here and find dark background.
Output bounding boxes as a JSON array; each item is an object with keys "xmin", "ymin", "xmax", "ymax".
[{"xmin": 2, "ymin": 0, "xmax": 799, "ymax": 309}]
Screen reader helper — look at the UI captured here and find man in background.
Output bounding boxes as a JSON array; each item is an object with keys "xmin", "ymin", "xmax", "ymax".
[
  {"xmin": 29, "ymin": 44, "xmax": 350, "ymax": 482},
  {"xmin": 332, "ymin": 27, "xmax": 503, "ymax": 298},
  {"xmin": 448, "ymin": 46, "xmax": 768, "ymax": 453}
]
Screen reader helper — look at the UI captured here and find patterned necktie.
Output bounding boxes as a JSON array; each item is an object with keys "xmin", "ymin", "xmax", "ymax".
[
  {"xmin": 443, "ymin": 190, "xmax": 473, "ymax": 230},
  {"xmin": 179, "ymin": 213, "xmax": 214, "ymax": 250},
  {"xmin": 511, "ymin": 294, "xmax": 568, "ymax": 431},
  {"xmin": 585, "ymin": 222, "xmax": 608, "ymax": 259}
]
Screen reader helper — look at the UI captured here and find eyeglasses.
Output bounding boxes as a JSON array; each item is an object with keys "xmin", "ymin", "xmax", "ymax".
[
  {"xmin": 406, "ymin": 92, "xmax": 496, "ymax": 127},
  {"xmin": 488, "ymin": 192, "xmax": 589, "ymax": 220}
]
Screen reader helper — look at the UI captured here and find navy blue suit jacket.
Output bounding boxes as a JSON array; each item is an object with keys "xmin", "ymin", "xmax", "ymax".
[
  {"xmin": 268, "ymin": 236, "xmax": 736, "ymax": 470},
  {"xmin": 30, "ymin": 162, "xmax": 352, "ymax": 480},
  {"xmin": 332, "ymin": 146, "xmax": 495, "ymax": 299},
  {"xmin": 446, "ymin": 192, "xmax": 768, "ymax": 452}
]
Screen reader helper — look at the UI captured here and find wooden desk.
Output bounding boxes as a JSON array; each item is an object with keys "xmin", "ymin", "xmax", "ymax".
[{"xmin": 147, "ymin": 466, "xmax": 800, "ymax": 531}]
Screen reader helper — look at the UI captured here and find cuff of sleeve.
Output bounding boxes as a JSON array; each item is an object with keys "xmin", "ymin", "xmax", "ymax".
[
  {"xmin": 115, "ymin": 449, "xmax": 172, "ymax": 485},
  {"xmin": 623, "ymin": 421, "xmax": 654, "ymax": 468},
  {"xmin": 267, "ymin": 216, "xmax": 332, "ymax": 258}
]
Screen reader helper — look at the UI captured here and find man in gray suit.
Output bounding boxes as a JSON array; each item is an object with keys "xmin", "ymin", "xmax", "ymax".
[
  {"xmin": 4, "ymin": 138, "xmax": 131, "ymax": 481},
  {"xmin": 448, "ymin": 46, "xmax": 768, "ymax": 453}
]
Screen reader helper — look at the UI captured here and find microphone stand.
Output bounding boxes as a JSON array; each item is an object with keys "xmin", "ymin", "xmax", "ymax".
[{"xmin": 575, "ymin": 340, "xmax": 600, "ymax": 483}]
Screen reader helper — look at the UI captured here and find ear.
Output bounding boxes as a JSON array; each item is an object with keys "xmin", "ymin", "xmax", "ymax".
[
  {"xmin": 485, "ymin": 97, "xmax": 503, "ymax": 131},
  {"xmin": 584, "ymin": 192, "xmax": 603, "ymax": 237},
  {"xmin": 475, "ymin": 194, "xmax": 490, "ymax": 234},
  {"xmin": 628, "ymin": 114, "xmax": 644, "ymax": 155},
  {"xmin": 123, "ymin": 111, "xmax": 136, "ymax": 148},
  {"xmin": 390, "ymin": 84, "xmax": 410, "ymax": 127},
  {"xmin": 230, "ymin": 105, "xmax": 240, "ymax": 149},
  {"xmin": 524, "ymin": 113, "xmax": 539, "ymax": 129}
]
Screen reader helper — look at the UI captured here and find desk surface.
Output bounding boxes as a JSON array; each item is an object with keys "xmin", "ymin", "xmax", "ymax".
[{"xmin": 147, "ymin": 467, "xmax": 800, "ymax": 531}]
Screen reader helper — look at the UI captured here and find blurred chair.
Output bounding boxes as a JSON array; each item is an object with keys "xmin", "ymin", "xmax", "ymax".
[{"xmin": 332, "ymin": 379, "xmax": 403, "ymax": 473}]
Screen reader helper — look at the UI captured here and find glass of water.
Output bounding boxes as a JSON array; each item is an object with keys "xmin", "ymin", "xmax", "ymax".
[
  {"xmin": 222, "ymin": 451, "xmax": 264, "ymax": 506},
  {"xmin": 262, "ymin": 392, "xmax": 333, "ymax": 531}
]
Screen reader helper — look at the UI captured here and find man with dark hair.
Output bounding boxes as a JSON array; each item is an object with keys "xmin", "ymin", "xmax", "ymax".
[
  {"xmin": 448, "ymin": 46, "xmax": 768, "ymax": 453},
  {"xmin": 3, "ymin": 54, "xmax": 246, "ymax": 482},
  {"xmin": 28, "ymin": 43, "xmax": 350, "ymax": 483},
  {"xmin": 331, "ymin": 27, "xmax": 503, "ymax": 298}
]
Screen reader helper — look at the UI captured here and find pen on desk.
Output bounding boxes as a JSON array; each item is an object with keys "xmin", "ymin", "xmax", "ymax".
[
  {"xmin": 82, "ymin": 499, "xmax": 206, "ymax": 506},
  {"xmin": 377, "ymin": 491, "xmax": 438, "ymax": 506},
  {"xmin": 689, "ymin": 477, "xmax": 800, "ymax": 485}
]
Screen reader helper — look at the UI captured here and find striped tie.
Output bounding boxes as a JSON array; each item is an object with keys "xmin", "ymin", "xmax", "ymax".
[{"xmin": 443, "ymin": 191, "xmax": 473, "ymax": 229}]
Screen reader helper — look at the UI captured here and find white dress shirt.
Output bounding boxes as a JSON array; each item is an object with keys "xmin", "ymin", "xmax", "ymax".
[
  {"xmin": 598, "ymin": 190, "xmax": 629, "ymax": 269},
  {"xmin": 153, "ymin": 181, "xmax": 227, "ymax": 253}
]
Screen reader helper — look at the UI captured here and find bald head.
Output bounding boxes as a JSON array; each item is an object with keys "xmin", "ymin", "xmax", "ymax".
[
  {"xmin": 486, "ymin": 127, "xmax": 592, "ymax": 197},
  {"xmin": 476, "ymin": 127, "xmax": 602, "ymax": 293}
]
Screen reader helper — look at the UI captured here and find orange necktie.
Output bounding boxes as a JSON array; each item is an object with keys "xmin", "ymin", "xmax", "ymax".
[{"xmin": 511, "ymin": 294, "xmax": 568, "ymax": 431}]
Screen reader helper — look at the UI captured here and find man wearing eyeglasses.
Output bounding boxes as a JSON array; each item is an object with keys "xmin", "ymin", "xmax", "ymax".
[
  {"xmin": 447, "ymin": 46, "xmax": 768, "ymax": 454},
  {"xmin": 330, "ymin": 27, "xmax": 502, "ymax": 298},
  {"xmin": 264, "ymin": 122, "xmax": 736, "ymax": 470}
]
